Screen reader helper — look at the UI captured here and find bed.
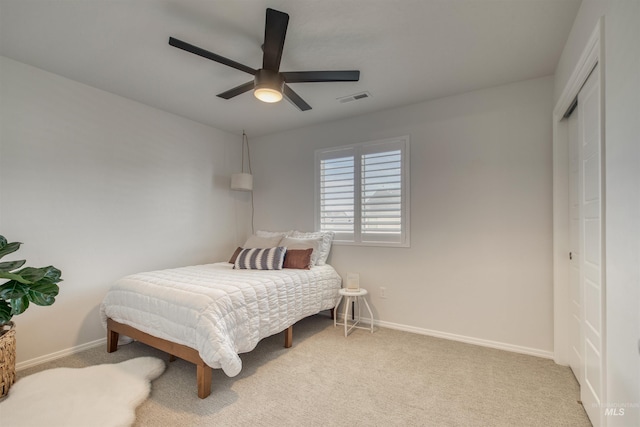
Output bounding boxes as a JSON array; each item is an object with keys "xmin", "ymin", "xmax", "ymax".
[{"xmin": 100, "ymin": 259, "xmax": 341, "ymax": 398}]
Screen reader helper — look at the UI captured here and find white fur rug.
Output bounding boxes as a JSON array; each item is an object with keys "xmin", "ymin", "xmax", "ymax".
[{"xmin": 0, "ymin": 357, "xmax": 165, "ymax": 427}]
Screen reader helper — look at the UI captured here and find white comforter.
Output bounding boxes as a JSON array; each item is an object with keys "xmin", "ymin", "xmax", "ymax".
[{"xmin": 100, "ymin": 262, "xmax": 341, "ymax": 377}]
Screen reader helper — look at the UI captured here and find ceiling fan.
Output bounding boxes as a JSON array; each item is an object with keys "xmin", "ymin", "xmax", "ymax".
[{"xmin": 169, "ymin": 8, "xmax": 360, "ymax": 111}]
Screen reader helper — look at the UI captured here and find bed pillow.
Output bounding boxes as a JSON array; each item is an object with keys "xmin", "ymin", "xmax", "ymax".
[
  {"xmin": 234, "ymin": 247, "xmax": 286, "ymax": 270},
  {"xmin": 291, "ymin": 231, "xmax": 335, "ymax": 265},
  {"xmin": 228, "ymin": 247, "xmax": 243, "ymax": 264},
  {"xmin": 279, "ymin": 236, "xmax": 322, "ymax": 266},
  {"xmin": 256, "ymin": 230, "xmax": 292, "ymax": 239},
  {"xmin": 283, "ymin": 248, "xmax": 313, "ymax": 270},
  {"xmin": 243, "ymin": 234, "xmax": 283, "ymax": 248}
]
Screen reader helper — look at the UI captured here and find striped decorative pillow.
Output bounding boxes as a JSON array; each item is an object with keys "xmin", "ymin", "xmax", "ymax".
[{"xmin": 234, "ymin": 247, "xmax": 287, "ymax": 270}]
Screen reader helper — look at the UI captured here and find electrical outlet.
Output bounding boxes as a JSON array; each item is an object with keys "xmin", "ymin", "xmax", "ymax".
[{"xmin": 380, "ymin": 287, "xmax": 387, "ymax": 299}]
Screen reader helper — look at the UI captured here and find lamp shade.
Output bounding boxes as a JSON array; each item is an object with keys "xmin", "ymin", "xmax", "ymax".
[{"xmin": 231, "ymin": 173, "xmax": 253, "ymax": 191}]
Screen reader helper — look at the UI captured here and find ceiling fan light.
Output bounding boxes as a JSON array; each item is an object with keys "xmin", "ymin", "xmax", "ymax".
[
  {"xmin": 253, "ymin": 69, "xmax": 284, "ymax": 103},
  {"xmin": 254, "ymin": 87, "xmax": 283, "ymax": 103}
]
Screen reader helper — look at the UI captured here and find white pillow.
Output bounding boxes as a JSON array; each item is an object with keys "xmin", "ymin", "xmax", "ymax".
[
  {"xmin": 256, "ymin": 230, "xmax": 292, "ymax": 239},
  {"xmin": 291, "ymin": 231, "xmax": 334, "ymax": 265},
  {"xmin": 279, "ymin": 236, "xmax": 322, "ymax": 266},
  {"xmin": 243, "ymin": 234, "xmax": 283, "ymax": 248}
]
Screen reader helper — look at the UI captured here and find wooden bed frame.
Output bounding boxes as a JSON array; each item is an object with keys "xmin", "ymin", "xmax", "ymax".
[{"xmin": 106, "ymin": 308, "xmax": 335, "ymax": 398}]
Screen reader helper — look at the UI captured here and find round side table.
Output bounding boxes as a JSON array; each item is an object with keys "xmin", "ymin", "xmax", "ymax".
[{"xmin": 334, "ymin": 288, "xmax": 374, "ymax": 337}]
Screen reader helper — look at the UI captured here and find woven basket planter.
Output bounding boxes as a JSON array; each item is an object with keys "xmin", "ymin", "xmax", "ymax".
[{"xmin": 0, "ymin": 322, "xmax": 16, "ymax": 398}]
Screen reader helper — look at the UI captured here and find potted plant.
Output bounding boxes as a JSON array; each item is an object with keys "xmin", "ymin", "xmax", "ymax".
[{"xmin": 0, "ymin": 235, "xmax": 63, "ymax": 398}]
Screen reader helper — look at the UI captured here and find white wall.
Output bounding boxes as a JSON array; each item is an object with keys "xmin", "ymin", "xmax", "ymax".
[
  {"xmin": 554, "ymin": 0, "xmax": 640, "ymax": 424},
  {"xmin": 251, "ymin": 76, "xmax": 555, "ymax": 356},
  {"xmin": 0, "ymin": 56, "xmax": 249, "ymax": 365},
  {"xmin": 554, "ymin": 0, "xmax": 609, "ymax": 104},
  {"xmin": 605, "ymin": 1, "xmax": 640, "ymax": 420}
]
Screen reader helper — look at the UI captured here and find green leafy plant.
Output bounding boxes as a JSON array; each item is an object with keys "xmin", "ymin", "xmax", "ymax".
[{"xmin": 0, "ymin": 235, "xmax": 63, "ymax": 326}]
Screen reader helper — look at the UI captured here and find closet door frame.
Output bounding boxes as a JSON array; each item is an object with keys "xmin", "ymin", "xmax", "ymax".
[{"xmin": 552, "ymin": 17, "xmax": 606, "ymax": 426}]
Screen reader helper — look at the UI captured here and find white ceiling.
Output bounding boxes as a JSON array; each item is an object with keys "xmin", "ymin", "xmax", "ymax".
[{"xmin": 0, "ymin": 0, "xmax": 581, "ymax": 137}]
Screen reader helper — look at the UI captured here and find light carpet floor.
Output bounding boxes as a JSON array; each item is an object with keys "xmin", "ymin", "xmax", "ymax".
[{"xmin": 17, "ymin": 314, "xmax": 591, "ymax": 426}]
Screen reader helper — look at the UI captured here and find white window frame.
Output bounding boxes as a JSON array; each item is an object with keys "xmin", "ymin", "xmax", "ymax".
[{"xmin": 315, "ymin": 135, "xmax": 410, "ymax": 247}]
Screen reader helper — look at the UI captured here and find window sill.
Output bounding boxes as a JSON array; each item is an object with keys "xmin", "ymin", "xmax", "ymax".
[{"xmin": 332, "ymin": 240, "xmax": 410, "ymax": 248}]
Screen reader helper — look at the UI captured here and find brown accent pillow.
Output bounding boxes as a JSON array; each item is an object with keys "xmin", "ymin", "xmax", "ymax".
[
  {"xmin": 283, "ymin": 248, "xmax": 313, "ymax": 270},
  {"xmin": 228, "ymin": 247, "xmax": 243, "ymax": 264}
]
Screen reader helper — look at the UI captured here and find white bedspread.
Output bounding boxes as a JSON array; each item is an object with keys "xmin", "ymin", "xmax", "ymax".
[{"xmin": 100, "ymin": 262, "xmax": 341, "ymax": 377}]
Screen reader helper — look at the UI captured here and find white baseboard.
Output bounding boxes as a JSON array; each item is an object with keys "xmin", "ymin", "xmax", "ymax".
[
  {"xmin": 18, "ymin": 315, "xmax": 553, "ymax": 371},
  {"xmin": 334, "ymin": 313, "xmax": 554, "ymax": 360},
  {"xmin": 16, "ymin": 337, "xmax": 107, "ymax": 371}
]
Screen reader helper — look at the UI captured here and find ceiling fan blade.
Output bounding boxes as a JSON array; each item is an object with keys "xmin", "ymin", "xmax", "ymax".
[
  {"xmin": 283, "ymin": 84, "xmax": 311, "ymax": 111},
  {"xmin": 169, "ymin": 37, "xmax": 256, "ymax": 76},
  {"xmin": 282, "ymin": 70, "xmax": 360, "ymax": 83},
  {"xmin": 217, "ymin": 81, "xmax": 255, "ymax": 99},
  {"xmin": 262, "ymin": 8, "xmax": 289, "ymax": 71}
]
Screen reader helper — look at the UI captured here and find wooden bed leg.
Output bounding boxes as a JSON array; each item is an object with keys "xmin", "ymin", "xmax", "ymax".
[
  {"xmin": 169, "ymin": 354, "xmax": 177, "ymax": 362},
  {"xmin": 107, "ymin": 318, "xmax": 213, "ymax": 399},
  {"xmin": 284, "ymin": 325, "xmax": 293, "ymax": 348},
  {"xmin": 197, "ymin": 363, "xmax": 212, "ymax": 399},
  {"xmin": 107, "ymin": 327, "xmax": 119, "ymax": 353}
]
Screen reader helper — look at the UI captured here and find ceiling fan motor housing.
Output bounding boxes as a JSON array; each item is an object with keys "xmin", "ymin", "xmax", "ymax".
[
  {"xmin": 255, "ymin": 69, "xmax": 284, "ymax": 91},
  {"xmin": 254, "ymin": 69, "xmax": 285, "ymax": 103}
]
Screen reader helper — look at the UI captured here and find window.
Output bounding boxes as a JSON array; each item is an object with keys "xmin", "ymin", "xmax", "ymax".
[{"xmin": 315, "ymin": 136, "xmax": 410, "ymax": 247}]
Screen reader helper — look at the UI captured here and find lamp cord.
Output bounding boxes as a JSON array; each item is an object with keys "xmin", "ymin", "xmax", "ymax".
[
  {"xmin": 242, "ymin": 130, "xmax": 255, "ymax": 234},
  {"xmin": 241, "ymin": 131, "xmax": 245, "ymax": 172},
  {"xmin": 250, "ymin": 188, "xmax": 255, "ymax": 234},
  {"xmin": 244, "ymin": 131, "xmax": 253, "ymax": 174}
]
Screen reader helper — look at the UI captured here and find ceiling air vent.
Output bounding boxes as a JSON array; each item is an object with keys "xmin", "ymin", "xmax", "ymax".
[{"xmin": 337, "ymin": 91, "xmax": 372, "ymax": 103}]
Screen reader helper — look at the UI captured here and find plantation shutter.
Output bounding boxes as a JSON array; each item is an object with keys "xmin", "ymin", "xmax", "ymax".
[
  {"xmin": 360, "ymin": 148, "xmax": 403, "ymax": 243},
  {"xmin": 316, "ymin": 136, "xmax": 409, "ymax": 247},
  {"xmin": 318, "ymin": 149, "xmax": 356, "ymax": 242}
]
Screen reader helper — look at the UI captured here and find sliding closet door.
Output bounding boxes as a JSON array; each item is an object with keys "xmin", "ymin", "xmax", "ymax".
[
  {"xmin": 568, "ymin": 108, "xmax": 583, "ymax": 384},
  {"xmin": 578, "ymin": 64, "xmax": 605, "ymax": 427}
]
